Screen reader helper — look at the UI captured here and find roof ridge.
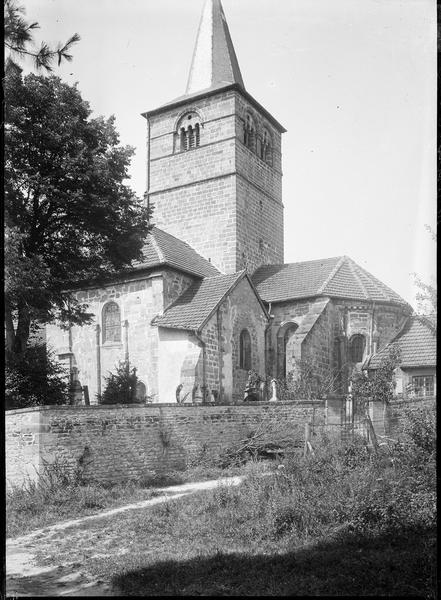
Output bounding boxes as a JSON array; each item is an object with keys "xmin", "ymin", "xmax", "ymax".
[
  {"xmin": 345, "ymin": 257, "xmax": 369, "ymax": 300},
  {"xmin": 149, "ymin": 229, "xmax": 165, "ymax": 264},
  {"xmin": 317, "ymin": 256, "xmax": 345, "ymax": 295}
]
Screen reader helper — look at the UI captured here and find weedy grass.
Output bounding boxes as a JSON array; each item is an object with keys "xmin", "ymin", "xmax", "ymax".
[
  {"xmin": 7, "ymin": 406, "xmax": 436, "ymax": 596},
  {"xmin": 89, "ymin": 408, "xmax": 436, "ymax": 596},
  {"xmin": 6, "ymin": 458, "xmax": 255, "ymax": 538}
]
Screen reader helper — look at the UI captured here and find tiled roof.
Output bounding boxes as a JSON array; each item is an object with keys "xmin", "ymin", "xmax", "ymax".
[
  {"xmin": 135, "ymin": 227, "xmax": 220, "ymax": 278},
  {"xmin": 152, "ymin": 271, "xmax": 245, "ymax": 331},
  {"xmin": 252, "ymin": 256, "xmax": 409, "ymax": 307},
  {"xmin": 368, "ymin": 316, "xmax": 436, "ymax": 369}
]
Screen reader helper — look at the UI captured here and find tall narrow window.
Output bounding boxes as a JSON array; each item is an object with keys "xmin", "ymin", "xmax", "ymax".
[
  {"xmin": 102, "ymin": 302, "xmax": 121, "ymax": 343},
  {"xmin": 188, "ymin": 125, "xmax": 195, "ymax": 149},
  {"xmin": 180, "ymin": 127, "xmax": 187, "ymax": 151},
  {"xmin": 243, "ymin": 114, "xmax": 255, "ymax": 151},
  {"xmin": 239, "ymin": 329, "xmax": 252, "ymax": 370},
  {"xmin": 195, "ymin": 123, "xmax": 200, "ymax": 147},
  {"xmin": 349, "ymin": 334, "xmax": 365, "ymax": 363},
  {"xmin": 262, "ymin": 129, "xmax": 272, "ymax": 165}
]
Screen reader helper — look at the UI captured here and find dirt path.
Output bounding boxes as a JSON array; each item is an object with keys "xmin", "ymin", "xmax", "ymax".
[{"xmin": 6, "ymin": 475, "xmax": 245, "ymax": 597}]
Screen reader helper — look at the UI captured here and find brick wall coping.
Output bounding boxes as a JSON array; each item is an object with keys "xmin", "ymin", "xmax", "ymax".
[
  {"xmin": 389, "ymin": 396, "xmax": 436, "ymax": 406},
  {"xmin": 5, "ymin": 399, "xmax": 326, "ymax": 416}
]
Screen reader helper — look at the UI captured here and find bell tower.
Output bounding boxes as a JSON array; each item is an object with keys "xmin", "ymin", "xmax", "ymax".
[{"xmin": 142, "ymin": 0, "xmax": 285, "ymax": 274}]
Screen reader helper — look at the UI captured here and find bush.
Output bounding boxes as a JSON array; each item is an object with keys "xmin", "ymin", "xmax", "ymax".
[
  {"xmin": 5, "ymin": 344, "xmax": 69, "ymax": 409},
  {"xmin": 402, "ymin": 405, "xmax": 436, "ymax": 455},
  {"xmin": 100, "ymin": 360, "xmax": 143, "ymax": 405}
]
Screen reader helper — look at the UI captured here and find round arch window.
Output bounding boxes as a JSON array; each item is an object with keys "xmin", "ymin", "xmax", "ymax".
[
  {"xmin": 239, "ymin": 329, "xmax": 252, "ymax": 370},
  {"xmin": 102, "ymin": 301, "xmax": 121, "ymax": 343},
  {"xmin": 349, "ymin": 334, "xmax": 365, "ymax": 363}
]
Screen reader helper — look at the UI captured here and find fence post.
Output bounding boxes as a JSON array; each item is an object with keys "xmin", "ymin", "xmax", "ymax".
[{"xmin": 304, "ymin": 422, "xmax": 311, "ymax": 457}]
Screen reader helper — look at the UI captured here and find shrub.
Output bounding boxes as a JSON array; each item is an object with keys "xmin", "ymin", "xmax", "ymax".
[
  {"xmin": 402, "ymin": 405, "xmax": 436, "ymax": 455},
  {"xmin": 5, "ymin": 343, "xmax": 69, "ymax": 409},
  {"xmin": 100, "ymin": 360, "xmax": 142, "ymax": 405}
]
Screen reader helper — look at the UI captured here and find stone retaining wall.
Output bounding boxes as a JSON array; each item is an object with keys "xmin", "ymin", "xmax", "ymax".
[{"xmin": 6, "ymin": 401, "xmax": 325, "ymax": 488}]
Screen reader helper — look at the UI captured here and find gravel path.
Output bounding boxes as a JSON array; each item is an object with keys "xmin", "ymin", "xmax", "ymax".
[{"xmin": 6, "ymin": 475, "xmax": 246, "ymax": 597}]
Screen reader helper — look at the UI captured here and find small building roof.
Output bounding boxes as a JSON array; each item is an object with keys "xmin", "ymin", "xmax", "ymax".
[
  {"xmin": 134, "ymin": 226, "xmax": 220, "ymax": 279},
  {"xmin": 152, "ymin": 271, "xmax": 266, "ymax": 332},
  {"xmin": 252, "ymin": 255, "xmax": 410, "ymax": 308},
  {"xmin": 367, "ymin": 315, "xmax": 436, "ymax": 370}
]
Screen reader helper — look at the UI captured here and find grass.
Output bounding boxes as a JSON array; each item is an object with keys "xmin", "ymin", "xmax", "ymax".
[
  {"xmin": 6, "ymin": 459, "xmax": 260, "ymax": 538},
  {"xmin": 7, "ymin": 405, "xmax": 437, "ymax": 596}
]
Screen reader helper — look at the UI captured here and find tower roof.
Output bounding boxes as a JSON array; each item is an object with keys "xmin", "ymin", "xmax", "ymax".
[{"xmin": 185, "ymin": 0, "xmax": 245, "ymax": 96}]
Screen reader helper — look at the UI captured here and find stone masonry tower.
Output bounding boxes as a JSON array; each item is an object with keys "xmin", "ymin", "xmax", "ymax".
[{"xmin": 142, "ymin": 0, "xmax": 285, "ymax": 274}]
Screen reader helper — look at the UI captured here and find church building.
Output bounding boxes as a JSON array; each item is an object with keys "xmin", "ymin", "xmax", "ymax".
[{"xmin": 47, "ymin": 0, "xmax": 412, "ymax": 404}]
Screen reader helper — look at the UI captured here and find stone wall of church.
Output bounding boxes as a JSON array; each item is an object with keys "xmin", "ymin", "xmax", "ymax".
[
  {"xmin": 46, "ymin": 271, "xmax": 169, "ymax": 404},
  {"xmin": 156, "ymin": 277, "xmax": 268, "ymax": 405},
  {"xmin": 162, "ymin": 269, "xmax": 195, "ymax": 308},
  {"xmin": 202, "ymin": 277, "xmax": 268, "ymax": 403},
  {"xmin": 266, "ymin": 300, "xmax": 315, "ymax": 377},
  {"xmin": 301, "ymin": 302, "xmax": 335, "ymax": 386},
  {"xmin": 266, "ymin": 298, "xmax": 410, "ymax": 392}
]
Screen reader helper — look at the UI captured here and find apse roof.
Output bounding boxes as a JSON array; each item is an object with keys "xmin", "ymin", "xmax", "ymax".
[{"xmin": 252, "ymin": 255, "xmax": 410, "ymax": 308}]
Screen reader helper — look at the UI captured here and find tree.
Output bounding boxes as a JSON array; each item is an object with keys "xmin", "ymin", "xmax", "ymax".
[
  {"xmin": 413, "ymin": 225, "xmax": 437, "ymax": 332},
  {"xmin": 5, "ymin": 344, "xmax": 69, "ymax": 409},
  {"xmin": 5, "ymin": 71, "xmax": 152, "ymax": 357},
  {"xmin": 100, "ymin": 360, "xmax": 142, "ymax": 405},
  {"xmin": 4, "ymin": 0, "xmax": 80, "ymax": 73},
  {"xmin": 350, "ymin": 344, "xmax": 401, "ymax": 452}
]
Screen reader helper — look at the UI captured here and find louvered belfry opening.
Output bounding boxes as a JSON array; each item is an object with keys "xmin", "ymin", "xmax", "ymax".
[{"xmin": 177, "ymin": 113, "xmax": 201, "ymax": 152}]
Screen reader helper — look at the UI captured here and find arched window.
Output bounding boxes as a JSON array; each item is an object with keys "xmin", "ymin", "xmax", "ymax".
[
  {"xmin": 176, "ymin": 112, "xmax": 202, "ymax": 152},
  {"xmin": 349, "ymin": 334, "xmax": 365, "ymax": 363},
  {"xmin": 102, "ymin": 301, "xmax": 121, "ymax": 343},
  {"xmin": 261, "ymin": 128, "xmax": 272, "ymax": 165},
  {"xmin": 243, "ymin": 113, "xmax": 255, "ymax": 151},
  {"xmin": 239, "ymin": 329, "xmax": 252, "ymax": 370},
  {"xmin": 277, "ymin": 323, "xmax": 298, "ymax": 379}
]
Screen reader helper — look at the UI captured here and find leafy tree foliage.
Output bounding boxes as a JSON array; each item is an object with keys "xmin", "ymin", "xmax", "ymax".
[
  {"xmin": 4, "ymin": 0, "xmax": 80, "ymax": 72},
  {"xmin": 100, "ymin": 361, "xmax": 142, "ymax": 405},
  {"xmin": 5, "ymin": 344, "xmax": 69, "ymax": 409},
  {"xmin": 412, "ymin": 225, "xmax": 436, "ymax": 331},
  {"xmin": 350, "ymin": 344, "xmax": 401, "ymax": 405},
  {"xmin": 5, "ymin": 72, "xmax": 151, "ymax": 356}
]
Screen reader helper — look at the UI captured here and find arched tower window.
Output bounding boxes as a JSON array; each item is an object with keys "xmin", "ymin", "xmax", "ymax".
[
  {"xmin": 239, "ymin": 329, "xmax": 252, "ymax": 370},
  {"xmin": 102, "ymin": 301, "xmax": 121, "ymax": 344},
  {"xmin": 261, "ymin": 128, "xmax": 272, "ymax": 165},
  {"xmin": 176, "ymin": 112, "xmax": 202, "ymax": 152},
  {"xmin": 243, "ymin": 113, "xmax": 255, "ymax": 151},
  {"xmin": 349, "ymin": 334, "xmax": 365, "ymax": 363}
]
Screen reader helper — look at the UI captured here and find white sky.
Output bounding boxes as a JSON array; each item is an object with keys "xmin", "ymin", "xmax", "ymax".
[{"xmin": 22, "ymin": 0, "xmax": 437, "ymax": 309}]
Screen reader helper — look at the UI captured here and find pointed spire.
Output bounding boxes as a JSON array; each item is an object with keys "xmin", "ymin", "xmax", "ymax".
[{"xmin": 185, "ymin": 0, "xmax": 245, "ymax": 95}]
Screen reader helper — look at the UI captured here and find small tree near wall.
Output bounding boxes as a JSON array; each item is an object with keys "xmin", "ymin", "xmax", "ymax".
[{"xmin": 100, "ymin": 360, "xmax": 142, "ymax": 405}]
